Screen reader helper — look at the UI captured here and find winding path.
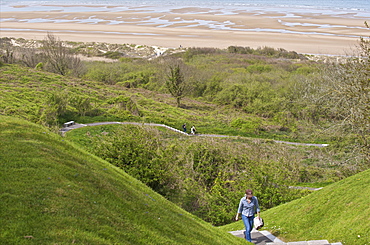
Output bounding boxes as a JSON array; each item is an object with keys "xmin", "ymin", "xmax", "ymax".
[{"xmin": 61, "ymin": 121, "xmax": 328, "ymax": 147}]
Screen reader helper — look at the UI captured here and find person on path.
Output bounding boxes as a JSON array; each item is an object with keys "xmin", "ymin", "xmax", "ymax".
[
  {"xmin": 235, "ymin": 189, "xmax": 261, "ymax": 243},
  {"xmin": 182, "ymin": 123, "xmax": 187, "ymax": 133},
  {"xmin": 191, "ymin": 125, "xmax": 196, "ymax": 135}
]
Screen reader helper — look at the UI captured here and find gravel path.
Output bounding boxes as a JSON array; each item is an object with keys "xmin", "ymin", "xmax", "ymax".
[{"xmin": 61, "ymin": 121, "xmax": 329, "ymax": 147}]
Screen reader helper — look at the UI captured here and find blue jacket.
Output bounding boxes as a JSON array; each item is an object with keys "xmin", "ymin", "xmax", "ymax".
[{"xmin": 237, "ymin": 196, "xmax": 260, "ymax": 217}]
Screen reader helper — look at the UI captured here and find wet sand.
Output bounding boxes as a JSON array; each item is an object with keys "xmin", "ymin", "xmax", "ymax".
[{"xmin": 1, "ymin": 6, "xmax": 368, "ymax": 55}]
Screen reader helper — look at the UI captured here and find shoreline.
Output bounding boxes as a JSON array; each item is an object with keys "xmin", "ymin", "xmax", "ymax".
[{"xmin": 1, "ymin": 6, "xmax": 368, "ymax": 55}]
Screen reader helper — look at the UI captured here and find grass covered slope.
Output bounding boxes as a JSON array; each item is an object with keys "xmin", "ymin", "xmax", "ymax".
[
  {"xmin": 221, "ymin": 169, "xmax": 370, "ymax": 244},
  {"xmin": 0, "ymin": 63, "xmax": 331, "ymax": 143},
  {"xmin": 0, "ymin": 116, "xmax": 246, "ymax": 245}
]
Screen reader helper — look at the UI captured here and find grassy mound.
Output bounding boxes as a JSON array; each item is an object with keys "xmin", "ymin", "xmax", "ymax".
[
  {"xmin": 0, "ymin": 115, "xmax": 245, "ymax": 244},
  {"xmin": 221, "ymin": 169, "xmax": 370, "ymax": 244}
]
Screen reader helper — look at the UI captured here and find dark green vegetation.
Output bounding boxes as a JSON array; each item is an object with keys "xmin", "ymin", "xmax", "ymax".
[
  {"xmin": 1, "ymin": 31, "xmax": 369, "ymax": 244},
  {"xmin": 221, "ymin": 168, "xmax": 370, "ymax": 244},
  {"xmin": 0, "ymin": 115, "xmax": 246, "ymax": 244},
  {"xmin": 65, "ymin": 123, "xmax": 366, "ymax": 226},
  {"xmin": 66, "ymin": 124, "xmax": 313, "ymax": 226}
]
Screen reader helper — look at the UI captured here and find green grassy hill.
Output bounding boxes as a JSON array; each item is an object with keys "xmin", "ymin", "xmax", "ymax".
[
  {"xmin": 1, "ymin": 53, "xmax": 368, "ymax": 245},
  {"xmin": 0, "ymin": 115, "xmax": 246, "ymax": 244},
  {"xmin": 221, "ymin": 169, "xmax": 370, "ymax": 244}
]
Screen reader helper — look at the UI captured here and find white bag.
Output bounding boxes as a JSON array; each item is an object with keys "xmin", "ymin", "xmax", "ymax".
[{"xmin": 253, "ymin": 217, "xmax": 264, "ymax": 230}]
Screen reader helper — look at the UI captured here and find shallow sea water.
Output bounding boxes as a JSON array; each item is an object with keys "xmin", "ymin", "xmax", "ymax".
[
  {"xmin": 1, "ymin": 0, "xmax": 369, "ymax": 55},
  {"xmin": 1, "ymin": 0, "xmax": 370, "ymax": 15}
]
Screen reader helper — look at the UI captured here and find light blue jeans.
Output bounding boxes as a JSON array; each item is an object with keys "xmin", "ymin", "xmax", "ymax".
[{"xmin": 242, "ymin": 214, "xmax": 254, "ymax": 242}]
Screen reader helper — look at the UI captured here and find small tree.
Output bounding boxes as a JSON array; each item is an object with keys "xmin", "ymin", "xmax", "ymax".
[
  {"xmin": 70, "ymin": 95, "xmax": 92, "ymax": 117},
  {"xmin": 38, "ymin": 90, "xmax": 69, "ymax": 127},
  {"xmin": 42, "ymin": 33, "xmax": 82, "ymax": 76},
  {"xmin": 166, "ymin": 63, "xmax": 187, "ymax": 107}
]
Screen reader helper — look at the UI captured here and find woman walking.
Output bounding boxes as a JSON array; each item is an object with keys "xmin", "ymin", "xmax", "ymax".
[
  {"xmin": 235, "ymin": 189, "xmax": 260, "ymax": 243},
  {"xmin": 190, "ymin": 125, "xmax": 196, "ymax": 135}
]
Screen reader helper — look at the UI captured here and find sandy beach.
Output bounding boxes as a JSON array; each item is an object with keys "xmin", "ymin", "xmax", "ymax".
[{"xmin": 1, "ymin": 6, "xmax": 369, "ymax": 55}]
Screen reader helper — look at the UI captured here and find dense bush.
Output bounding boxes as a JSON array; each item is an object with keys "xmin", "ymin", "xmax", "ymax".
[
  {"xmin": 81, "ymin": 125, "xmax": 334, "ymax": 226},
  {"xmin": 227, "ymin": 46, "xmax": 305, "ymax": 59},
  {"xmin": 83, "ymin": 60, "xmax": 158, "ymax": 87}
]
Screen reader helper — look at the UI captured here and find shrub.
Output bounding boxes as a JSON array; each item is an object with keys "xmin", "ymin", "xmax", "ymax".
[
  {"xmin": 247, "ymin": 64, "xmax": 272, "ymax": 73},
  {"xmin": 35, "ymin": 62, "xmax": 44, "ymax": 70},
  {"xmin": 98, "ymin": 51, "xmax": 122, "ymax": 59}
]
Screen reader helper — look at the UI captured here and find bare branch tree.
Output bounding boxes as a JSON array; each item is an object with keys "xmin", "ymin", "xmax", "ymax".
[
  {"xmin": 20, "ymin": 47, "xmax": 43, "ymax": 68},
  {"xmin": 319, "ymin": 23, "xmax": 370, "ymax": 158},
  {"xmin": 42, "ymin": 33, "xmax": 82, "ymax": 76},
  {"xmin": 292, "ymin": 23, "xmax": 369, "ymax": 161}
]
